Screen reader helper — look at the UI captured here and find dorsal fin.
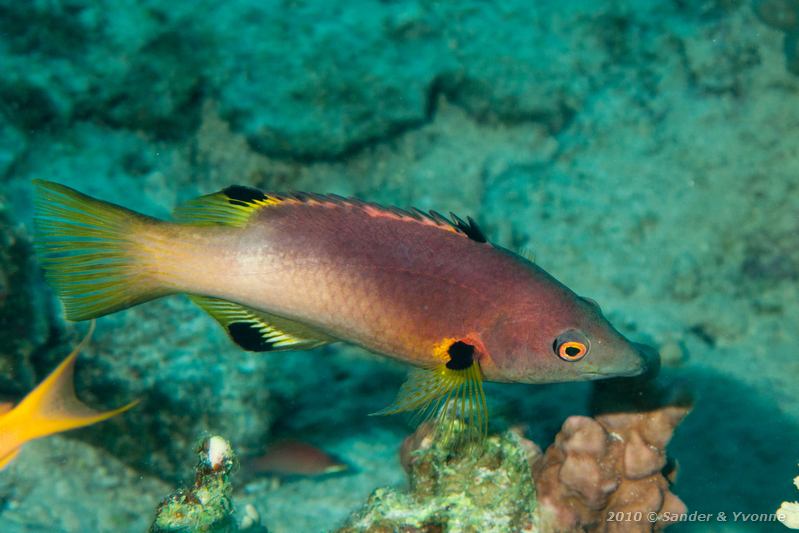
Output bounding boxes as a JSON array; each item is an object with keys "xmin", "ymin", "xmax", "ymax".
[
  {"xmin": 173, "ymin": 186, "xmax": 285, "ymax": 227},
  {"xmin": 189, "ymin": 295, "xmax": 335, "ymax": 352},
  {"xmin": 174, "ymin": 185, "xmax": 490, "ymax": 243},
  {"xmin": 518, "ymin": 247, "xmax": 536, "ymax": 263},
  {"xmin": 447, "ymin": 212, "xmax": 486, "ymax": 243}
]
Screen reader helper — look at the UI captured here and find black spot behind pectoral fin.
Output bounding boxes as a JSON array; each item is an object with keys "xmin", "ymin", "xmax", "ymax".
[
  {"xmin": 446, "ymin": 341, "xmax": 475, "ymax": 370},
  {"xmin": 372, "ymin": 337, "xmax": 487, "ymax": 437}
]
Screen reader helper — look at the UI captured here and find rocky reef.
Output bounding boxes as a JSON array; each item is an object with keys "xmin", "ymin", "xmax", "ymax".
[
  {"xmin": 2, "ymin": 0, "xmax": 799, "ymax": 531},
  {"xmin": 151, "ymin": 435, "xmax": 267, "ymax": 533},
  {"xmin": 0, "ymin": 204, "xmax": 46, "ymax": 396},
  {"xmin": 339, "ymin": 400, "xmax": 688, "ymax": 533},
  {"xmin": 753, "ymin": 0, "xmax": 799, "ymax": 73},
  {"xmin": 535, "ymin": 408, "xmax": 688, "ymax": 533},
  {"xmin": 338, "ymin": 421, "xmax": 540, "ymax": 532}
]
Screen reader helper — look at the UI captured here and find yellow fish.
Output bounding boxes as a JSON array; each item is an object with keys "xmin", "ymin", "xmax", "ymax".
[{"xmin": 0, "ymin": 322, "xmax": 137, "ymax": 469}]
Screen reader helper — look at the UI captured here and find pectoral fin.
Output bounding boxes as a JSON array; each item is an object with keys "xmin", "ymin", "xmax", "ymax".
[
  {"xmin": 373, "ymin": 340, "xmax": 487, "ymax": 439},
  {"xmin": 190, "ymin": 295, "xmax": 335, "ymax": 352}
]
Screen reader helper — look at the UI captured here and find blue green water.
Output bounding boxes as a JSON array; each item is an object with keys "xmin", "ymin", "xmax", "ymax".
[{"xmin": 1, "ymin": 1, "xmax": 798, "ymax": 531}]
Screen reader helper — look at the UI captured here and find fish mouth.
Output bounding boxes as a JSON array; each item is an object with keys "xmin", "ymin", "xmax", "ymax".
[
  {"xmin": 581, "ymin": 343, "xmax": 660, "ymax": 381},
  {"xmin": 581, "ymin": 368, "xmax": 641, "ymax": 380}
]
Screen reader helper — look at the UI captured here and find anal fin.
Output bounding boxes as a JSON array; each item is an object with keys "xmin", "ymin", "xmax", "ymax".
[{"xmin": 190, "ymin": 295, "xmax": 335, "ymax": 352}]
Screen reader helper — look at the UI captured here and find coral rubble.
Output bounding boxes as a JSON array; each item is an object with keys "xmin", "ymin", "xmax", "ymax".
[
  {"xmin": 753, "ymin": 0, "xmax": 799, "ymax": 73},
  {"xmin": 534, "ymin": 406, "xmax": 688, "ymax": 533},
  {"xmin": 342, "ymin": 403, "xmax": 689, "ymax": 533},
  {"xmin": 151, "ymin": 435, "xmax": 266, "ymax": 533},
  {"xmin": 0, "ymin": 205, "xmax": 44, "ymax": 395},
  {"xmin": 754, "ymin": 0, "xmax": 799, "ymax": 31},
  {"xmin": 339, "ymin": 421, "xmax": 541, "ymax": 532}
]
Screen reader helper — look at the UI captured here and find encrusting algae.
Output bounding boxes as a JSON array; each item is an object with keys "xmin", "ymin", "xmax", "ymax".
[
  {"xmin": 339, "ymin": 417, "xmax": 541, "ymax": 533},
  {"xmin": 151, "ymin": 435, "xmax": 267, "ymax": 533},
  {"xmin": 340, "ymin": 398, "xmax": 690, "ymax": 533}
]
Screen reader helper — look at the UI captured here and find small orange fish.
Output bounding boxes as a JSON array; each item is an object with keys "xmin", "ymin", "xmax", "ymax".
[
  {"xmin": 246, "ymin": 439, "xmax": 348, "ymax": 477},
  {"xmin": 0, "ymin": 322, "xmax": 137, "ymax": 469}
]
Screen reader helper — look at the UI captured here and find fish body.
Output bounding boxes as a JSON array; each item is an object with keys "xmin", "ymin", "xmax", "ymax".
[
  {"xmin": 33, "ymin": 181, "xmax": 654, "ymax": 432},
  {"xmin": 0, "ymin": 322, "xmax": 136, "ymax": 469},
  {"xmin": 246, "ymin": 439, "xmax": 347, "ymax": 477}
]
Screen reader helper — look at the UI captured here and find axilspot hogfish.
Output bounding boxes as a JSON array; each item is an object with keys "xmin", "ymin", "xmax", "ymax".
[{"xmin": 32, "ymin": 180, "xmax": 654, "ymax": 435}]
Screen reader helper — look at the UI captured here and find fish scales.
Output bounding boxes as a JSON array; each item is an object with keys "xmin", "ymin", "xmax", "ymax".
[{"xmin": 185, "ymin": 199, "xmax": 564, "ymax": 374}]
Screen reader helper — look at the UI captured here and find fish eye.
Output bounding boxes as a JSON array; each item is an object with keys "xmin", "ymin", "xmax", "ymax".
[{"xmin": 553, "ymin": 330, "xmax": 590, "ymax": 362}]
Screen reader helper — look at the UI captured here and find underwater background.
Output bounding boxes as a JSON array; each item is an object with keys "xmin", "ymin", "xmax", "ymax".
[{"xmin": 1, "ymin": 0, "xmax": 799, "ymax": 531}]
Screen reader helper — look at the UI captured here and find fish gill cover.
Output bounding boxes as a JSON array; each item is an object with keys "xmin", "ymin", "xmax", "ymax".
[{"xmin": 1, "ymin": 1, "xmax": 798, "ymax": 532}]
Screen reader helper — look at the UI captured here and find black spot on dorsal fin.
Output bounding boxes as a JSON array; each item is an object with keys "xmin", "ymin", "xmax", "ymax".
[
  {"xmin": 446, "ymin": 340, "xmax": 475, "ymax": 370},
  {"xmin": 448, "ymin": 213, "xmax": 487, "ymax": 243},
  {"xmin": 183, "ymin": 184, "xmax": 490, "ymax": 243},
  {"xmin": 223, "ymin": 185, "xmax": 268, "ymax": 206}
]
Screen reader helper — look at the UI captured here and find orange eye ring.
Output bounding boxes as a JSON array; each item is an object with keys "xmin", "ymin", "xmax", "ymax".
[
  {"xmin": 553, "ymin": 330, "xmax": 590, "ymax": 361},
  {"xmin": 557, "ymin": 341, "xmax": 587, "ymax": 361}
]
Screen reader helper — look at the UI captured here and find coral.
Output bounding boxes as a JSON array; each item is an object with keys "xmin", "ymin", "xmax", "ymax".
[
  {"xmin": 785, "ymin": 31, "xmax": 799, "ymax": 74},
  {"xmin": 151, "ymin": 435, "xmax": 267, "ymax": 533},
  {"xmin": 752, "ymin": 0, "xmax": 799, "ymax": 74},
  {"xmin": 533, "ymin": 406, "xmax": 689, "ymax": 533},
  {"xmin": 342, "ymin": 401, "xmax": 689, "ymax": 533},
  {"xmin": 0, "ymin": 114, "xmax": 25, "ymax": 178},
  {"xmin": 339, "ymin": 420, "xmax": 541, "ymax": 532},
  {"xmin": 754, "ymin": 0, "xmax": 799, "ymax": 32},
  {"xmin": 0, "ymin": 2, "xmax": 203, "ymax": 137},
  {"xmin": 0, "ymin": 204, "xmax": 46, "ymax": 396},
  {"xmin": 777, "ymin": 466, "xmax": 799, "ymax": 529}
]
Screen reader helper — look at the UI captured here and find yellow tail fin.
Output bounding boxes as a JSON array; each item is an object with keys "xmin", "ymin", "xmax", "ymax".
[
  {"xmin": 0, "ymin": 321, "xmax": 138, "ymax": 470},
  {"xmin": 0, "ymin": 448, "xmax": 20, "ymax": 470},
  {"xmin": 33, "ymin": 180, "xmax": 171, "ymax": 320}
]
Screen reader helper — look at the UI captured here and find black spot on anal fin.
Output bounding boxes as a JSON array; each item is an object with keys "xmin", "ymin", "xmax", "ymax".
[
  {"xmin": 446, "ymin": 341, "xmax": 475, "ymax": 370},
  {"xmin": 449, "ymin": 212, "xmax": 487, "ymax": 243},
  {"xmin": 228, "ymin": 322, "xmax": 273, "ymax": 352},
  {"xmin": 223, "ymin": 185, "xmax": 268, "ymax": 206}
]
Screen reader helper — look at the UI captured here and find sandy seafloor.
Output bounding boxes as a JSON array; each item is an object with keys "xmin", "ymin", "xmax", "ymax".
[{"xmin": 1, "ymin": 1, "xmax": 799, "ymax": 532}]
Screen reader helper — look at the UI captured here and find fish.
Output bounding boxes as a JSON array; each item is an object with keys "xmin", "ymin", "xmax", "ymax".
[
  {"xmin": 245, "ymin": 439, "xmax": 348, "ymax": 477},
  {"xmin": 0, "ymin": 321, "xmax": 137, "ymax": 469},
  {"xmin": 32, "ymin": 180, "xmax": 655, "ymax": 436}
]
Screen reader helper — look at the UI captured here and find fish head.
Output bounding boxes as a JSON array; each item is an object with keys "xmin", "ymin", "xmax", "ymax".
[{"xmin": 481, "ymin": 289, "xmax": 656, "ymax": 384}]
